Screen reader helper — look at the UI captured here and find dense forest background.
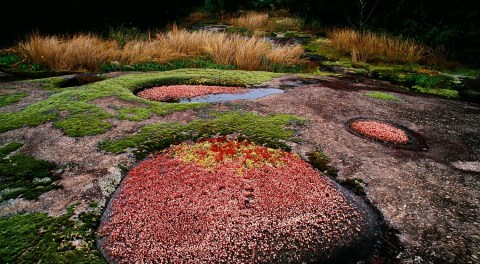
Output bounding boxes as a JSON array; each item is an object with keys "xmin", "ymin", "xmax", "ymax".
[{"xmin": 1, "ymin": 0, "xmax": 478, "ymax": 65}]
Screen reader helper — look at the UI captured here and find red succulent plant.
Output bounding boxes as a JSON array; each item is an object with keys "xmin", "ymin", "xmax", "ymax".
[
  {"xmin": 137, "ymin": 85, "xmax": 248, "ymax": 101},
  {"xmin": 351, "ymin": 120, "xmax": 410, "ymax": 144},
  {"xmin": 99, "ymin": 138, "xmax": 364, "ymax": 263}
]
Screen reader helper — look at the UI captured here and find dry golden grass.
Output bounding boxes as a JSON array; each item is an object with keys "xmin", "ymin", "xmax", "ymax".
[
  {"xmin": 19, "ymin": 33, "xmax": 118, "ymax": 72},
  {"xmin": 326, "ymin": 28, "xmax": 427, "ymax": 64},
  {"xmin": 18, "ymin": 28, "xmax": 305, "ymax": 72},
  {"xmin": 229, "ymin": 12, "xmax": 270, "ymax": 32}
]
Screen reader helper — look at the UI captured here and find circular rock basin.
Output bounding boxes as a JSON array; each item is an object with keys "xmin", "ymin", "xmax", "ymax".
[
  {"xmin": 98, "ymin": 138, "xmax": 380, "ymax": 263},
  {"xmin": 136, "ymin": 85, "xmax": 283, "ymax": 103},
  {"xmin": 346, "ymin": 118, "xmax": 428, "ymax": 150}
]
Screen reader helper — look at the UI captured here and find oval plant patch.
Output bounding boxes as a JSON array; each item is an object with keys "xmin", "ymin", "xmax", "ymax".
[
  {"xmin": 346, "ymin": 118, "xmax": 428, "ymax": 150},
  {"xmin": 99, "ymin": 138, "xmax": 378, "ymax": 263}
]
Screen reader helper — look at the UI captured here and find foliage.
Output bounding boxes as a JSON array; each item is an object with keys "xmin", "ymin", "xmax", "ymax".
[
  {"xmin": 101, "ymin": 57, "xmax": 234, "ymax": 72},
  {"xmin": 326, "ymin": 28, "xmax": 430, "ymax": 64},
  {"xmin": 17, "ymin": 30, "xmax": 305, "ymax": 72},
  {"xmin": 0, "ymin": 92, "xmax": 27, "ymax": 107},
  {"xmin": 0, "ymin": 54, "xmax": 20, "ymax": 66},
  {"xmin": 365, "ymin": 92, "xmax": 401, "ymax": 102},
  {"xmin": 0, "ymin": 207, "xmax": 105, "ymax": 263},
  {"xmin": 99, "ymin": 111, "xmax": 305, "ymax": 158},
  {"xmin": 0, "ymin": 69, "xmax": 279, "ymax": 136},
  {"xmin": 0, "ymin": 142, "xmax": 23, "ymax": 159},
  {"xmin": 99, "ymin": 138, "xmax": 363, "ymax": 263},
  {"xmin": 351, "ymin": 120, "xmax": 410, "ymax": 144},
  {"xmin": 342, "ymin": 178, "xmax": 366, "ymax": 195},
  {"xmin": 307, "ymin": 148, "xmax": 338, "ymax": 178},
  {"xmin": 0, "ymin": 143, "xmax": 59, "ymax": 202}
]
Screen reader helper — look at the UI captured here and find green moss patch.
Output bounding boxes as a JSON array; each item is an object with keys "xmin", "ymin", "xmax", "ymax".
[
  {"xmin": 99, "ymin": 111, "xmax": 305, "ymax": 158},
  {"xmin": 0, "ymin": 142, "xmax": 22, "ymax": 158},
  {"xmin": 0, "ymin": 92, "xmax": 27, "ymax": 107},
  {"xmin": 0, "ymin": 69, "xmax": 280, "ymax": 136},
  {"xmin": 365, "ymin": 92, "xmax": 401, "ymax": 102},
  {"xmin": 0, "ymin": 207, "xmax": 105, "ymax": 263},
  {"xmin": 0, "ymin": 143, "xmax": 59, "ymax": 202},
  {"xmin": 411, "ymin": 86, "xmax": 459, "ymax": 98}
]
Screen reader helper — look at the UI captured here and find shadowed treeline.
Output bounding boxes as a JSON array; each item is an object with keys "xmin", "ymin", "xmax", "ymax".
[{"xmin": 0, "ymin": 0, "xmax": 204, "ymax": 46}]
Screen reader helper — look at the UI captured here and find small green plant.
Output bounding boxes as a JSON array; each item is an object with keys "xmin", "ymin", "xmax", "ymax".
[
  {"xmin": 365, "ymin": 92, "xmax": 401, "ymax": 102},
  {"xmin": 0, "ymin": 143, "xmax": 59, "ymax": 202},
  {"xmin": 0, "ymin": 206, "xmax": 106, "ymax": 263},
  {"xmin": 307, "ymin": 148, "xmax": 338, "ymax": 178},
  {"xmin": 0, "ymin": 54, "xmax": 20, "ymax": 66},
  {"xmin": 341, "ymin": 178, "xmax": 366, "ymax": 195},
  {"xmin": 0, "ymin": 92, "xmax": 28, "ymax": 107}
]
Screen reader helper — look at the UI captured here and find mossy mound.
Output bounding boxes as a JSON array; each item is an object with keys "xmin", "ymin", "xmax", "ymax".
[
  {"xmin": 0, "ymin": 69, "xmax": 280, "ymax": 137},
  {"xmin": 99, "ymin": 111, "xmax": 305, "ymax": 159},
  {"xmin": 0, "ymin": 207, "xmax": 105, "ymax": 263}
]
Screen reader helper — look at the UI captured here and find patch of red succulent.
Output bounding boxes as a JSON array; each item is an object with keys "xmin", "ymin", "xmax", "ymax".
[
  {"xmin": 351, "ymin": 120, "xmax": 410, "ymax": 144},
  {"xmin": 137, "ymin": 85, "xmax": 248, "ymax": 101},
  {"xmin": 99, "ymin": 138, "xmax": 363, "ymax": 263}
]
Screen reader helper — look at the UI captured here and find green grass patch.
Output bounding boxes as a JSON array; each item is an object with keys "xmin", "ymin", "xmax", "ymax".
[
  {"xmin": 0, "ymin": 69, "xmax": 280, "ymax": 136},
  {"xmin": 0, "ymin": 54, "xmax": 20, "ymax": 66},
  {"xmin": 0, "ymin": 206, "xmax": 106, "ymax": 263},
  {"xmin": 0, "ymin": 143, "xmax": 59, "ymax": 202},
  {"xmin": 99, "ymin": 111, "xmax": 305, "ymax": 159},
  {"xmin": 365, "ymin": 91, "xmax": 401, "ymax": 102},
  {"xmin": 411, "ymin": 86, "xmax": 459, "ymax": 98},
  {"xmin": 117, "ymin": 107, "xmax": 152, "ymax": 121},
  {"xmin": 101, "ymin": 57, "xmax": 235, "ymax": 72},
  {"xmin": 0, "ymin": 92, "xmax": 27, "ymax": 107},
  {"xmin": 54, "ymin": 112, "xmax": 113, "ymax": 137},
  {"xmin": 307, "ymin": 148, "xmax": 338, "ymax": 178}
]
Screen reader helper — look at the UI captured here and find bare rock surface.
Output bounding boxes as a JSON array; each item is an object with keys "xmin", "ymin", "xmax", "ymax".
[{"xmin": 1, "ymin": 73, "xmax": 479, "ymax": 263}]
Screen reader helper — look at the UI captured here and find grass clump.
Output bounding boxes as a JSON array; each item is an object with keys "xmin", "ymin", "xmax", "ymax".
[
  {"xmin": 326, "ymin": 28, "xmax": 437, "ymax": 65},
  {"xmin": 0, "ymin": 69, "xmax": 279, "ymax": 136},
  {"xmin": 229, "ymin": 11, "xmax": 269, "ymax": 32},
  {"xmin": 365, "ymin": 92, "xmax": 401, "ymax": 102},
  {"xmin": 307, "ymin": 148, "xmax": 338, "ymax": 178},
  {"xmin": 0, "ymin": 92, "xmax": 27, "ymax": 107},
  {"xmin": 99, "ymin": 111, "xmax": 305, "ymax": 158},
  {"xmin": 18, "ymin": 33, "xmax": 118, "ymax": 72},
  {"xmin": 0, "ymin": 206, "xmax": 105, "ymax": 263},
  {"xmin": 226, "ymin": 11, "xmax": 304, "ymax": 37},
  {"xmin": 17, "ymin": 29, "xmax": 305, "ymax": 72},
  {"xmin": 0, "ymin": 143, "xmax": 59, "ymax": 202}
]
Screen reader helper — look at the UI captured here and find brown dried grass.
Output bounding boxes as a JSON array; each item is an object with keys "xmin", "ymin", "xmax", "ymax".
[
  {"xmin": 229, "ymin": 12, "xmax": 270, "ymax": 32},
  {"xmin": 18, "ymin": 28, "xmax": 304, "ymax": 72},
  {"xmin": 326, "ymin": 28, "xmax": 427, "ymax": 64}
]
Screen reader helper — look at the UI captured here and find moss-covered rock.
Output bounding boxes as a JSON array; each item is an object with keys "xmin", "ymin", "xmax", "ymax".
[
  {"xmin": 0, "ymin": 69, "xmax": 281, "ymax": 137},
  {"xmin": 99, "ymin": 111, "xmax": 305, "ymax": 158}
]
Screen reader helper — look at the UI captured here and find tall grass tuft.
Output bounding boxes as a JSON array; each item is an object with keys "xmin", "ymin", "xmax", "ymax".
[
  {"xmin": 18, "ymin": 28, "xmax": 305, "ymax": 72},
  {"xmin": 19, "ymin": 33, "xmax": 118, "ymax": 72},
  {"xmin": 326, "ymin": 28, "xmax": 429, "ymax": 64},
  {"xmin": 229, "ymin": 12, "xmax": 270, "ymax": 32}
]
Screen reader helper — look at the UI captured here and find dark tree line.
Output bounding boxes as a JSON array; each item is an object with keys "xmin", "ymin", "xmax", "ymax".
[
  {"xmin": 206, "ymin": 0, "xmax": 480, "ymax": 65},
  {"xmin": 1, "ymin": 0, "xmax": 478, "ymax": 64}
]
